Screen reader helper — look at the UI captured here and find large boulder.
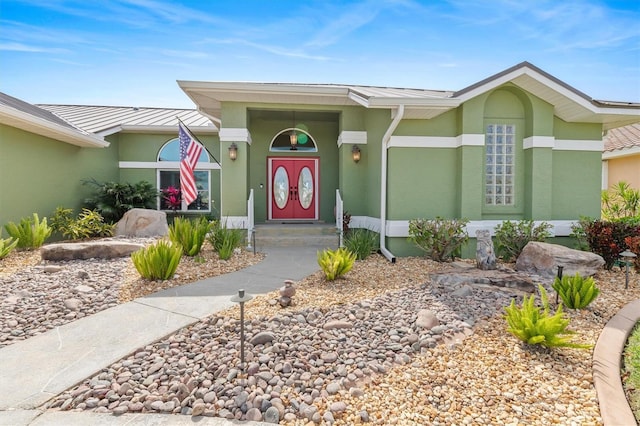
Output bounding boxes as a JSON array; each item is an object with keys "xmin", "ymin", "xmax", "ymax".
[
  {"xmin": 115, "ymin": 208, "xmax": 168, "ymax": 237},
  {"xmin": 41, "ymin": 241, "xmax": 144, "ymax": 261},
  {"xmin": 515, "ymin": 241, "xmax": 605, "ymax": 279}
]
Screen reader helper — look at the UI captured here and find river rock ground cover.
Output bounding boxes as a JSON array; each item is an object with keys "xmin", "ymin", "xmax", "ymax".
[{"xmin": 1, "ymin": 239, "xmax": 639, "ymax": 425}]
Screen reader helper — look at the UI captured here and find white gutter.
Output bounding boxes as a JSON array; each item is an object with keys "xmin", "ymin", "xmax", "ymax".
[{"xmin": 379, "ymin": 104, "xmax": 404, "ymax": 263}]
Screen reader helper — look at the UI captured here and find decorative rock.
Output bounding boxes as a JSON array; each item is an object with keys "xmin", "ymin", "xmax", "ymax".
[
  {"xmin": 115, "ymin": 208, "xmax": 169, "ymax": 237},
  {"xmin": 415, "ymin": 309, "xmax": 439, "ymax": 329},
  {"xmin": 326, "ymin": 382, "xmax": 341, "ymax": 395},
  {"xmin": 278, "ymin": 296, "xmax": 292, "ymax": 308},
  {"xmin": 330, "ymin": 401, "xmax": 347, "ymax": 414},
  {"xmin": 476, "ymin": 229, "xmax": 497, "ymax": 270},
  {"xmin": 516, "ymin": 241, "xmax": 605, "ymax": 279},
  {"xmin": 250, "ymin": 332, "xmax": 276, "ymax": 345},
  {"xmin": 44, "ymin": 265, "xmax": 62, "ymax": 273},
  {"xmin": 74, "ymin": 285, "xmax": 93, "ymax": 293},
  {"xmin": 264, "ymin": 406, "xmax": 280, "ymax": 423},
  {"xmin": 112, "ymin": 405, "xmax": 128, "ymax": 415},
  {"xmin": 279, "ymin": 280, "xmax": 296, "ymax": 298},
  {"xmin": 323, "ymin": 411, "xmax": 335, "ymax": 424},
  {"xmin": 323, "ymin": 320, "xmax": 353, "ymax": 330},
  {"xmin": 77, "ymin": 270, "xmax": 90, "ymax": 279},
  {"xmin": 41, "ymin": 241, "xmax": 144, "ymax": 261},
  {"xmin": 245, "ymin": 407, "xmax": 263, "ymax": 421},
  {"xmin": 63, "ymin": 298, "xmax": 82, "ymax": 310},
  {"xmin": 452, "ymin": 285, "xmax": 473, "ymax": 298}
]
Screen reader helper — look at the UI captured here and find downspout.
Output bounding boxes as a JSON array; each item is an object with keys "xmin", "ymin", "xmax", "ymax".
[{"xmin": 379, "ymin": 104, "xmax": 404, "ymax": 263}]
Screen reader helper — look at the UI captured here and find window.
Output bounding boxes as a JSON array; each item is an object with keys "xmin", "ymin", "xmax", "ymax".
[
  {"xmin": 270, "ymin": 129, "xmax": 317, "ymax": 152},
  {"xmin": 485, "ymin": 124, "xmax": 515, "ymax": 206},
  {"xmin": 157, "ymin": 138, "xmax": 211, "ymax": 211}
]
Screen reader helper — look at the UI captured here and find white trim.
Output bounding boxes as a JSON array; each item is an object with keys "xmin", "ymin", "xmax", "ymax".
[
  {"xmin": 0, "ymin": 104, "xmax": 109, "ymax": 148},
  {"xmin": 388, "ymin": 134, "xmax": 485, "ymax": 148},
  {"xmin": 119, "ymin": 161, "xmax": 221, "ymax": 170},
  {"xmin": 221, "ymin": 216, "xmax": 249, "ymax": 229},
  {"xmin": 349, "ymin": 216, "xmax": 381, "ymax": 232},
  {"xmin": 602, "ymin": 160, "xmax": 609, "ymax": 190},
  {"xmin": 523, "ymin": 136, "xmax": 555, "ymax": 149},
  {"xmin": 219, "ymin": 128, "xmax": 252, "ymax": 144},
  {"xmin": 337, "ymin": 130, "xmax": 367, "ymax": 147},
  {"xmin": 602, "ymin": 145, "xmax": 640, "ymax": 159},
  {"xmin": 554, "ymin": 139, "xmax": 603, "ymax": 151},
  {"xmin": 377, "ymin": 219, "xmax": 578, "ymax": 238},
  {"xmin": 456, "ymin": 134, "xmax": 485, "ymax": 146},
  {"xmin": 389, "ymin": 136, "xmax": 457, "ymax": 148}
]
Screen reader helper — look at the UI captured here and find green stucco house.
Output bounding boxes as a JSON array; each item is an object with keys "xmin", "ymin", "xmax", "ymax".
[{"xmin": 2, "ymin": 62, "xmax": 639, "ymax": 259}]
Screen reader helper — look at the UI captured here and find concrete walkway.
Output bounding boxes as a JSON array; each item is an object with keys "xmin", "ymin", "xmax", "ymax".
[{"xmin": 0, "ymin": 246, "xmax": 321, "ymax": 426}]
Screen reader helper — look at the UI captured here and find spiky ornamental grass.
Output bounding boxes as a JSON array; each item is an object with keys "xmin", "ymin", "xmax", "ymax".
[
  {"xmin": 207, "ymin": 222, "xmax": 244, "ymax": 260},
  {"xmin": 552, "ymin": 273, "xmax": 600, "ymax": 310},
  {"xmin": 344, "ymin": 228, "xmax": 379, "ymax": 260},
  {"xmin": 317, "ymin": 247, "xmax": 356, "ymax": 281},
  {"xmin": 131, "ymin": 240, "xmax": 182, "ymax": 281},
  {"xmin": 504, "ymin": 285, "xmax": 591, "ymax": 349},
  {"xmin": 0, "ymin": 231, "xmax": 18, "ymax": 259},
  {"xmin": 168, "ymin": 216, "xmax": 211, "ymax": 256},
  {"xmin": 4, "ymin": 213, "xmax": 52, "ymax": 250}
]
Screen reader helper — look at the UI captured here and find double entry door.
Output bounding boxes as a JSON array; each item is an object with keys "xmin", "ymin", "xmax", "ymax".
[{"xmin": 268, "ymin": 157, "xmax": 319, "ymax": 220}]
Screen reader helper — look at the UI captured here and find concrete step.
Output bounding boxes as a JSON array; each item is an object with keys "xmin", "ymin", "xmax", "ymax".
[{"xmin": 252, "ymin": 223, "xmax": 340, "ymax": 249}]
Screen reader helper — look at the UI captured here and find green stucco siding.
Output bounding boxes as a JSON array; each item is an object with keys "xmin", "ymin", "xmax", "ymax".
[
  {"xmin": 0, "ymin": 124, "xmax": 118, "ymax": 226},
  {"xmin": 551, "ymin": 150, "xmax": 602, "ymax": 219},
  {"xmin": 554, "ymin": 118, "xmax": 602, "ymax": 140},
  {"xmin": 387, "ymin": 148, "xmax": 458, "ymax": 219}
]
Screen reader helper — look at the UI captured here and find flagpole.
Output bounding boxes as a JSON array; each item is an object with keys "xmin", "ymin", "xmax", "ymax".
[{"xmin": 176, "ymin": 117, "xmax": 221, "ymax": 167}]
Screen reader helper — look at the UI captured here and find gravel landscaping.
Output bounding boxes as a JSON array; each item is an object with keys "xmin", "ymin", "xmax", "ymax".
[{"xmin": 1, "ymin": 239, "xmax": 639, "ymax": 425}]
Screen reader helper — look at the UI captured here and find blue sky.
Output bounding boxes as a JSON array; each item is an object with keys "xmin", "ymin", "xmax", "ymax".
[{"xmin": 1, "ymin": 0, "xmax": 639, "ymax": 108}]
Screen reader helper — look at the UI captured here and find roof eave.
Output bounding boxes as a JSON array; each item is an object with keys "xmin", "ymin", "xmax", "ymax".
[
  {"xmin": 0, "ymin": 105, "xmax": 109, "ymax": 148},
  {"xmin": 603, "ymin": 145, "xmax": 640, "ymax": 160}
]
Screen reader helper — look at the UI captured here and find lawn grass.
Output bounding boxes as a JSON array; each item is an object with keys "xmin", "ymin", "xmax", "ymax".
[{"xmin": 623, "ymin": 321, "xmax": 640, "ymax": 421}]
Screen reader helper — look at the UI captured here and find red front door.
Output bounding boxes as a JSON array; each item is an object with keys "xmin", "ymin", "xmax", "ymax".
[{"xmin": 269, "ymin": 158, "xmax": 318, "ymax": 220}]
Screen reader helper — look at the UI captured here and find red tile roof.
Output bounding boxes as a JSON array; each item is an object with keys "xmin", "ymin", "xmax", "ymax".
[{"xmin": 604, "ymin": 123, "xmax": 640, "ymax": 152}]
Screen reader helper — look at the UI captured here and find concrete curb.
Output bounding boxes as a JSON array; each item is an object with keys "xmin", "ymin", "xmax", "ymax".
[{"xmin": 593, "ymin": 299, "xmax": 640, "ymax": 426}]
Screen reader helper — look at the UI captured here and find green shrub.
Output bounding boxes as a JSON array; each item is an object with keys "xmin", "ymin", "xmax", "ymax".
[
  {"xmin": 569, "ymin": 216, "xmax": 594, "ymax": 251},
  {"xmin": 0, "ymin": 231, "xmax": 18, "ymax": 259},
  {"xmin": 552, "ymin": 273, "xmax": 600, "ymax": 309},
  {"xmin": 83, "ymin": 178, "xmax": 157, "ymax": 223},
  {"xmin": 408, "ymin": 217, "xmax": 469, "ymax": 262},
  {"xmin": 50, "ymin": 207, "xmax": 114, "ymax": 240},
  {"xmin": 344, "ymin": 229, "xmax": 379, "ymax": 260},
  {"xmin": 494, "ymin": 220, "xmax": 552, "ymax": 262},
  {"xmin": 504, "ymin": 285, "xmax": 590, "ymax": 349},
  {"xmin": 317, "ymin": 247, "xmax": 356, "ymax": 281},
  {"xmin": 207, "ymin": 222, "xmax": 244, "ymax": 260},
  {"xmin": 131, "ymin": 240, "xmax": 182, "ymax": 280},
  {"xmin": 168, "ymin": 216, "xmax": 211, "ymax": 256},
  {"xmin": 4, "ymin": 213, "xmax": 52, "ymax": 250}
]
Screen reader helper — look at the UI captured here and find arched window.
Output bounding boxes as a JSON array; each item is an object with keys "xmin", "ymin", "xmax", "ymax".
[
  {"xmin": 157, "ymin": 138, "xmax": 211, "ymax": 211},
  {"xmin": 270, "ymin": 128, "xmax": 318, "ymax": 152}
]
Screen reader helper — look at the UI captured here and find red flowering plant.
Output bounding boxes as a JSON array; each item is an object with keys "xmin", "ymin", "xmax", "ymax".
[{"xmin": 162, "ymin": 186, "xmax": 182, "ymax": 211}]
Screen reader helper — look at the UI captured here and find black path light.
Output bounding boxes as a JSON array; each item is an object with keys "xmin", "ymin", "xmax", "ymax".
[
  {"xmin": 620, "ymin": 250, "xmax": 637, "ymax": 289},
  {"xmin": 230, "ymin": 289, "xmax": 253, "ymax": 374},
  {"xmin": 555, "ymin": 265, "xmax": 564, "ymax": 305}
]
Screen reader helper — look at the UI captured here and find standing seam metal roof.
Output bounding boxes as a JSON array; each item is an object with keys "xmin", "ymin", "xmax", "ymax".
[{"xmin": 37, "ymin": 104, "xmax": 215, "ymax": 134}]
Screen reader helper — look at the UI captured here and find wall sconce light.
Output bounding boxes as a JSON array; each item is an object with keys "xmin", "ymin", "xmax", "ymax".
[
  {"xmin": 228, "ymin": 142, "xmax": 238, "ymax": 161},
  {"xmin": 352, "ymin": 144, "xmax": 361, "ymax": 163}
]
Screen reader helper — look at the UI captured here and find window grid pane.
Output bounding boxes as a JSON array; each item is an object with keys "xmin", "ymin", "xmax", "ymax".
[{"xmin": 485, "ymin": 124, "xmax": 515, "ymax": 206}]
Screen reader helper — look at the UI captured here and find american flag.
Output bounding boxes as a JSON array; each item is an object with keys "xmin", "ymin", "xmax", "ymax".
[{"xmin": 178, "ymin": 122, "xmax": 204, "ymax": 206}]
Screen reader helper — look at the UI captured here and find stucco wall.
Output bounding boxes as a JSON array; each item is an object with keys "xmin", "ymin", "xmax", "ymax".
[
  {"xmin": 607, "ymin": 155, "xmax": 640, "ymax": 190},
  {"xmin": 0, "ymin": 124, "xmax": 119, "ymax": 227}
]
